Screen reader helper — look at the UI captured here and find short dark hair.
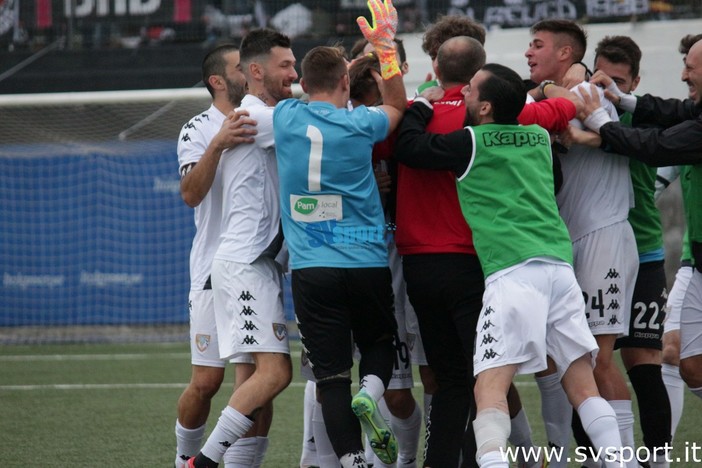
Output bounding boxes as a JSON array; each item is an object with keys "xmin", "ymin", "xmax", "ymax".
[
  {"xmin": 349, "ymin": 52, "xmax": 380, "ymax": 103},
  {"xmin": 239, "ymin": 28, "xmax": 292, "ymax": 67},
  {"xmin": 422, "ymin": 15, "xmax": 486, "ymax": 60},
  {"xmin": 349, "ymin": 37, "xmax": 407, "ymax": 64},
  {"xmin": 679, "ymin": 34, "xmax": 702, "ymax": 55},
  {"xmin": 437, "ymin": 36, "xmax": 486, "ymax": 85},
  {"xmin": 202, "ymin": 44, "xmax": 239, "ymax": 98},
  {"xmin": 477, "ymin": 63, "xmax": 526, "ymax": 124},
  {"xmin": 594, "ymin": 36, "xmax": 642, "ymax": 79},
  {"xmin": 301, "ymin": 45, "xmax": 348, "ymax": 94},
  {"xmin": 530, "ymin": 19, "xmax": 587, "ymax": 63}
]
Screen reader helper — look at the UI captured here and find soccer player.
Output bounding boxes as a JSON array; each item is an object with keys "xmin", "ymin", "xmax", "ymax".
[
  {"xmin": 573, "ymin": 35, "xmax": 702, "ymax": 406},
  {"xmin": 525, "ymin": 20, "xmax": 638, "ymax": 465},
  {"xmin": 273, "ymin": 1, "xmax": 406, "ymax": 466},
  {"xmin": 186, "ymin": 28, "xmax": 298, "ymax": 468},
  {"xmin": 394, "ymin": 62, "xmax": 624, "ymax": 468},
  {"xmin": 347, "ymin": 50, "xmax": 422, "ymax": 468},
  {"xmin": 660, "ymin": 33, "xmax": 702, "ymax": 442},
  {"xmin": 588, "ymin": 35, "xmax": 672, "ymax": 467},
  {"xmin": 175, "ymin": 44, "xmax": 272, "ymax": 468}
]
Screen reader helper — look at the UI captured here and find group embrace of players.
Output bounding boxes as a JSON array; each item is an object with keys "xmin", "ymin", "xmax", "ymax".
[{"xmin": 173, "ymin": 0, "xmax": 702, "ymax": 466}]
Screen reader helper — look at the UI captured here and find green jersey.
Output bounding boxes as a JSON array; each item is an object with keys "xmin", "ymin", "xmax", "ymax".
[
  {"xmin": 621, "ymin": 112, "xmax": 664, "ymax": 255},
  {"xmin": 455, "ymin": 123, "xmax": 574, "ymax": 278},
  {"xmin": 681, "ymin": 164, "xmax": 701, "ymax": 265}
]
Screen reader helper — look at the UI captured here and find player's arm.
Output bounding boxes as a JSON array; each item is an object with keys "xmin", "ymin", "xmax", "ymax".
[
  {"xmin": 519, "ymin": 97, "xmax": 578, "ymax": 133},
  {"xmin": 579, "ymin": 83, "xmax": 702, "ymax": 166},
  {"xmin": 180, "ymin": 110, "xmax": 257, "ymax": 207},
  {"xmin": 395, "ymin": 98, "xmax": 472, "ymax": 175},
  {"xmin": 357, "ymin": 0, "xmax": 406, "ymax": 134}
]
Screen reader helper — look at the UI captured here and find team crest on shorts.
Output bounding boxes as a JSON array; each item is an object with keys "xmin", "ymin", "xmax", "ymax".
[
  {"xmin": 195, "ymin": 334, "xmax": 210, "ymax": 352},
  {"xmin": 406, "ymin": 333, "xmax": 416, "ymax": 351},
  {"xmin": 272, "ymin": 323, "xmax": 288, "ymax": 341}
]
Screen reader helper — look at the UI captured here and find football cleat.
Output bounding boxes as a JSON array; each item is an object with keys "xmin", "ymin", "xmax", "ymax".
[{"xmin": 351, "ymin": 390, "xmax": 398, "ymax": 465}]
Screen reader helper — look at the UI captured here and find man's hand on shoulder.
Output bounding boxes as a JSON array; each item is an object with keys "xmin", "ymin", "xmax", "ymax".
[
  {"xmin": 213, "ymin": 109, "xmax": 258, "ymax": 152},
  {"xmin": 418, "ymin": 85, "xmax": 444, "ymax": 104}
]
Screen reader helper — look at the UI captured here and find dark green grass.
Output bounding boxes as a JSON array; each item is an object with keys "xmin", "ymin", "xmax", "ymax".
[{"xmin": 1, "ymin": 341, "xmax": 700, "ymax": 467}]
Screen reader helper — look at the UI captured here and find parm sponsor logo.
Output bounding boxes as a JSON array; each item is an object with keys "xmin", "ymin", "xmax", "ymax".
[
  {"xmin": 290, "ymin": 194, "xmax": 343, "ymax": 222},
  {"xmin": 294, "ymin": 197, "xmax": 319, "ymax": 215},
  {"xmin": 80, "ymin": 271, "xmax": 143, "ymax": 287},
  {"xmin": 481, "ymin": 131, "xmax": 548, "ymax": 147},
  {"xmin": 3, "ymin": 273, "xmax": 65, "ymax": 289}
]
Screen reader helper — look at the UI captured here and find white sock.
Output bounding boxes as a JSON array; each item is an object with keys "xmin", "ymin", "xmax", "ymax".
[
  {"xmin": 360, "ymin": 374, "xmax": 386, "ymax": 401},
  {"xmin": 222, "ymin": 437, "xmax": 257, "ymax": 468},
  {"xmin": 691, "ymin": 385, "xmax": 702, "ymax": 400},
  {"xmin": 577, "ymin": 397, "xmax": 622, "ymax": 468},
  {"xmin": 473, "ymin": 408, "xmax": 510, "ymax": 460},
  {"xmin": 253, "ymin": 436, "xmax": 268, "ymax": 468},
  {"xmin": 609, "ymin": 399, "xmax": 636, "ymax": 467},
  {"xmin": 174, "ymin": 420, "xmax": 206, "ymax": 467},
  {"xmin": 476, "ymin": 450, "xmax": 508, "ymax": 468},
  {"xmin": 508, "ymin": 408, "xmax": 539, "ymax": 468},
  {"xmin": 311, "ymin": 397, "xmax": 338, "ymax": 467},
  {"xmin": 340, "ymin": 449, "xmax": 368, "ymax": 468},
  {"xmin": 535, "ymin": 373, "xmax": 571, "ymax": 468},
  {"xmin": 661, "ymin": 363, "xmax": 685, "ymax": 440},
  {"xmin": 200, "ymin": 406, "xmax": 253, "ymax": 463},
  {"xmin": 300, "ymin": 381, "xmax": 318, "ymax": 467},
  {"xmin": 392, "ymin": 401, "xmax": 421, "ymax": 466}
]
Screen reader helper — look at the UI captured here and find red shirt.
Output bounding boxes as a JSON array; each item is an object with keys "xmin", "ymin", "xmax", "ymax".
[
  {"xmin": 395, "ymin": 88, "xmax": 576, "ymax": 256},
  {"xmin": 395, "ymin": 85, "xmax": 475, "ymax": 255}
]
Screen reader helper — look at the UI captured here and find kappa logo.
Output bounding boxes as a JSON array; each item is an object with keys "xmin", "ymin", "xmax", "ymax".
[
  {"xmin": 238, "ymin": 291, "xmax": 256, "ymax": 301},
  {"xmin": 483, "ymin": 306, "xmax": 495, "ymax": 316},
  {"xmin": 481, "ymin": 334, "xmax": 498, "ymax": 345},
  {"xmin": 481, "ymin": 130, "xmax": 548, "ymax": 148},
  {"xmin": 241, "ymin": 335, "xmax": 259, "ymax": 345},
  {"xmin": 273, "ymin": 323, "xmax": 288, "ymax": 341},
  {"xmin": 181, "ymin": 133, "xmax": 191, "ymax": 142},
  {"xmin": 241, "ymin": 320, "xmax": 258, "ymax": 331},
  {"xmin": 241, "ymin": 305, "xmax": 257, "ymax": 316},
  {"xmin": 195, "ymin": 334, "xmax": 210, "ymax": 352},
  {"xmin": 604, "ymin": 268, "xmax": 620, "ymax": 279},
  {"xmin": 607, "ymin": 300, "xmax": 620, "ymax": 310},
  {"xmin": 606, "ymin": 283, "xmax": 620, "ymax": 294},
  {"xmin": 294, "ymin": 197, "xmax": 318, "ymax": 215},
  {"xmin": 481, "ymin": 348, "xmax": 500, "ymax": 361},
  {"xmin": 481, "ymin": 320, "xmax": 495, "ymax": 331},
  {"xmin": 608, "ymin": 315, "xmax": 621, "ymax": 325}
]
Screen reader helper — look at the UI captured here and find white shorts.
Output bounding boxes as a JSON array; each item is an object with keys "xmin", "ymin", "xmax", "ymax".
[
  {"xmin": 387, "ymin": 240, "xmax": 416, "ymax": 389},
  {"xmin": 572, "ymin": 221, "xmax": 638, "ymax": 336},
  {"xmin": 188, "ymin": 290, "xmax": 253, "ymax": 366},
  {"xmin": 680, "ymin": 269, "xmax": 702, "ymax": 360},
  {"xmin": 473, "ymin": 259, "xmax": 599, "ymax": 380},
  {"xmin": 664, "ymin": 265, "xmax": 694, "ymax": 334},
  {"xmin": 211, "ymin": 256, "xmax": 290, "ymax": 361}
]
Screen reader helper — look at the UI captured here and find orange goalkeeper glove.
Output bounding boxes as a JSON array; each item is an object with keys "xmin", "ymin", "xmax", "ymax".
[{"xmin": 356, "ymin": 0, "xmax": 400, "ymax": 80}]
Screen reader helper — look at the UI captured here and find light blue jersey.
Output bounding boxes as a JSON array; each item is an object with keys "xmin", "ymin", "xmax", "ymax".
[{"xmin": 274, "ymin": 99, "xmax": 390, "ymax": 269}]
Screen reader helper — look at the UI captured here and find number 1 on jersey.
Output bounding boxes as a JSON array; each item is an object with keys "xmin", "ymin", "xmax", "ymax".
[{"xmin": 306, "ymin": 125, "xmax": 323, "ymax": 192}]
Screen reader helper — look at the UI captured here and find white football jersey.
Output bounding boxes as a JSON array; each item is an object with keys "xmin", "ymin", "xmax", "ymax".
[{"xmin": 177, "ymin": 104, "xmax": 227, "ymax": 290}]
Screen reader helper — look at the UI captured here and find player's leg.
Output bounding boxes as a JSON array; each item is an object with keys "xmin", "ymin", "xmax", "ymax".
[
  {"xmin": 379, "ymin": 248, "xmax": 421, "ymax": 467},
  {"xmin": 616, "ymin": 260, "xmax": 670, "ymax": 467},
  {"xmin": 533, "ymin": 359, "xmax": 571, "ymax": 468},
  {"xmin": 661, "ymin": 263, "xmax": 693, "ymax": 440},
  {"xmin": 573, "ymin": 222, "xmax": 638, "ymax": 465},
  {"xmin": 300, "ymin": 379, "xmax": 320, "ymax": 468},
  {"xmin": 548, "ymin": 262, "xmax": 622, "ymax": 468},
  {"xmin": 293, "ymin": 267, "xmax": 377, "ymax": 467},
  {"xmin": 175, "ymin": 289, "xmax": 227, "ymax": 467},
  {"xmin": 192, "ymin": 257, "xmax": 292, "ymax": 468},
  {"xmin": 403, "ymin": 253, "xmax": 482, "ymax": 468},
  {"xmin": 679, "ymin": 268, "xmax": 702, "ymax": 397},
  {"xmin": 351, "ymin": 267, "xmax": 399, "ymax": 466}
]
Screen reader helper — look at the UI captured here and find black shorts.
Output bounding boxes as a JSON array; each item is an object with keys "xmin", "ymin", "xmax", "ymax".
[
  {"xmin": 292, "ymin": 266, "xmax": 397, "ymax": 381},
  {"xmin": 616, "ymin": 260, "xmax": 667, "ymax": 350}
]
